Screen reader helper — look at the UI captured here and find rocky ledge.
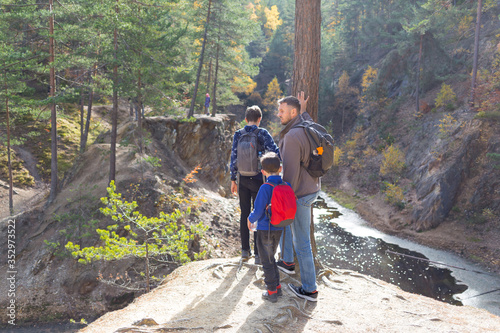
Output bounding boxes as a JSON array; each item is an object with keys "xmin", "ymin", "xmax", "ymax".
[{"xmin": 80, "ymin": 258, "xmax": 500, "ymax": 333}]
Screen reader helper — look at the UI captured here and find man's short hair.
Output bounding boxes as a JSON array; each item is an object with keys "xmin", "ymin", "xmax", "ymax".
[
  {"xmin": 245, "ymin": 105, "xmax": 262, "ymax": 122},
  {"xmin": 278, "ymin": 96, "xmax": 301, "ymax": 113},
  {"xmin": 260, "ymin": 152, "xmax": 281, "ymax": 174}
]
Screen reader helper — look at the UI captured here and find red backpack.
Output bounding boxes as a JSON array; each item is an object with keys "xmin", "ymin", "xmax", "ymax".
[{"xmin": 265, "ymin": 181, "xmax": 297, "ymax": 227}]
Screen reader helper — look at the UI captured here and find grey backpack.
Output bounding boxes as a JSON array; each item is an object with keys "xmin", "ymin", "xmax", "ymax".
[
  {"xmin": 236, "ymin": 128, "xmax": 262, "ymax": 176},
  {"xmin": 293, "ymin": 119, "xmax": 334, "ymax": 178}
]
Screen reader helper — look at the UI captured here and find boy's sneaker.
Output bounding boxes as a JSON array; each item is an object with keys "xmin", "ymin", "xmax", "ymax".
[
  {"xmin": 277, "ymin": 259, "xmax": 295, "ymax": 274},
  {"xmin": 262, "ymin": 290, "xmax": 279, "ymax": 303},
  {"xmin": 254, "ymin": 255, "xmax": 261, "ymax": 265},
  {"xmin": 288, "ymin": 283, "xmax": 318, "ymax": 302},
  {"xmin": 241, "ymin": 250, "xmax": 250, "ymax": 261},
  {"xmin": 276, "ymin": 285, "xmax": 283, "ymax": 296}
]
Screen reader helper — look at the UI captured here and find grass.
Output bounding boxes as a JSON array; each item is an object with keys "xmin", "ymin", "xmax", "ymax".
[
  {"xmin": 324, "ymin": 187, "xmax": 358, "ymax": 210},
  {"xmin": 2, "ymin": 103, "xmax": 107, "ymax": 183}
]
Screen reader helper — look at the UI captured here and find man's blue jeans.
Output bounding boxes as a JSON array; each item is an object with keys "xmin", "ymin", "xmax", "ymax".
[{"xmin": 280, "ymin": 191, "xmax": 319, "ymax": 292}]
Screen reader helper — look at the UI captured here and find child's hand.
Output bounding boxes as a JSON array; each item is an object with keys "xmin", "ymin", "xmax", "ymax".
[
  {"xmin": 231, "ymin": 181, "xmax": 238, "ymax": 196},
  {"xmin": 247, "ymin": 218, "xmax": 256, "ymax": 232}
]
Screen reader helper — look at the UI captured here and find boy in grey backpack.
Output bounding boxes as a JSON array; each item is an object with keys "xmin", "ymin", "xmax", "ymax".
[{"xmin": 230, "ymin": 105, "xmax": 280, "ymax": 263}]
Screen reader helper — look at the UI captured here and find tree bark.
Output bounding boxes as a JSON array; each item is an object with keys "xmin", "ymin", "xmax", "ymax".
[
  {"xmin": 470, "ymin": 0, "xmax": 482, "ymax": 108},
  {"xmin": 292, "ymin": 0, "xmax": 321, "ymax": 121},
  {"xmin": 416, "ymin": 34, "xmax": 423, "ymax": 113},
  {"xmin": 188, "ymin": 0, "xmax": 212, "ymax": 118},
  {"xmin": 79, "ymin": 83, "xmax": 85, "ymax": 143},
  {"xmin": 292, "ymin": 0, "xmax": 321, "ymax": 265},
  {"xmin": 80, "ymin": 71, "xmax": 93, "ymax": 153},
  {"xmin": 109, "ymin": 0, "xmax": 119, "ymax": 184},
  {"xmin": 4, "ymin": 72, "xmax": 14, "ymax": 215},
  {"xmin": 211, "ymin": 34, "xmax": 220, "ymax": 117},
  {"xmin": 48, "ymin": 0, "xmax": 58, "ymax": 203},
  {"xmin": 137, "ymin": 69, "xmax": 143, "ymax": 153}
]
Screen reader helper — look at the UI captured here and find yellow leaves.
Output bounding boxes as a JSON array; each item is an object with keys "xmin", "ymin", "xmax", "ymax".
[
  {"xmin": 264, "ymin": 5, "xmax": 282, "ymax": 32},
  {"xmin": 360, "ymin": 66, "xmax": 378, "ymax": 107},
  {"xmin": 435, "ymin": 83, "xmax": 456, "ymax": 109},
  {"xmin": 231, "ymin": 75, "xmax": 257, "ymax": 95},
  {"xmin": 333, "ymin": 147, "xmax": 343, "ymax": 166},
  {"xmin": 457, "ymin": 15, "xmax": 473, "ymax": 36},
  {"xmin": 263, "ymin": 77, "xmax": 283, "ymax": 112},
  {"xmin": 362, "ymin": 66, "xmax": 378, "ymax": 92},
  {"xmin": 437, "ymin": 113, "xmax": 458, "ymax": 137},
  {"xmin": 380, "ymin": 145, "xmax": 405, "ymax": 177},
  {"xmin": 383, "ymin": 182, "xmax": 405, "ymax": 205},
  {"xmin": 338, "ymin": 71, "xmax": 351, "ymax": 95}
]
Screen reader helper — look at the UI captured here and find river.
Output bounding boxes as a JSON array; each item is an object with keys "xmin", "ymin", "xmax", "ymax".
[{"xmin": 313, "ymin": 192, "xmax": 500, "ymax": 317}]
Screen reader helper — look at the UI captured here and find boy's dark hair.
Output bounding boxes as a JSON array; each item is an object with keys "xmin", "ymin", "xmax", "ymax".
[
  {"xmin": 260, "ymin": 152, "xmax": 281, "ymax": 174},
  {"xmin": 278, "ymin": 96, "xmax": 301, "ymax": 113},
  {"xmin": 245, "ymin": 105, "xmax": 262, "ymax": 122}
]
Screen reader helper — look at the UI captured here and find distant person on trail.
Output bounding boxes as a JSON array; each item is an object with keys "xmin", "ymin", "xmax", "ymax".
[
  {"xmin": 230, "ymin": 105, "xmax": 280, "ymax": 264},
  {"xmin": 205, "ymin": 93, "xmax": 210, "ymax": 115},
  {"xmin": 247, "ymin": 152, "xmax": 286, "ymax": 303},
  {"xmin": 277, "ymin": 92, "xmax": 320, "ymax": 302}
]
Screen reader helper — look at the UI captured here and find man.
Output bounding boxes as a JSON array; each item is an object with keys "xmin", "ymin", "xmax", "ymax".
[
  {"xmin": 277, "ymin": 93, "xmax": 320, "ymax": 302},
  {"xmin": 230, "ymin": 105, "xmax": 280, "ymax": 264}
]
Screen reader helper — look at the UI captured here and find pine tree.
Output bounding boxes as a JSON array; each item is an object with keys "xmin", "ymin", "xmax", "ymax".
[{"xmin": 262, "ymin": 77, "xmax": 283, "ymax": 113}]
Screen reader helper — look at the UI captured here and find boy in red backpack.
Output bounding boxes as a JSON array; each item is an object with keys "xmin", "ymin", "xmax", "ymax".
[{"xmin": 247, "ymin": 152, "xmax": 296, "ymax": 303}]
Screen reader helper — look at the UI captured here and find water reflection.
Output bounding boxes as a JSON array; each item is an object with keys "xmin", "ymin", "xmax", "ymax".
[{"xmin": 313, "ymin": 197, "xmax": 468, "ymax": 305}]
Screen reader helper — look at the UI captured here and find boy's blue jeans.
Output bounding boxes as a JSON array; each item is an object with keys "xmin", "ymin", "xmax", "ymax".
[{"xmin": 280, "ymin": 191, "xmax": 319, "ymax": 293}]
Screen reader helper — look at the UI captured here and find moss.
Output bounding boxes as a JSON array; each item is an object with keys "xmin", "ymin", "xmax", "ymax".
[
  {"xmin": 325, "ymin": 188, "xmax": 357, "ymax": 210},
  {"xmin": 0, "ymin": 146, "xmax": 35, "ymax": 187}
]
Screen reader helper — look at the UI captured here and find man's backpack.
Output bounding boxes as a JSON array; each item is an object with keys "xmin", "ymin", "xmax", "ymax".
[
  {"xmin": 265, "ymin": 181, "xmax": 297, "ymax": 228},
  {"xmin": 293, "ymin": 119, "xmax": 334, "ymax": 178},
  {"xmin": 236, "ymin": 127, "xmax": 262, "ymax": 176}
]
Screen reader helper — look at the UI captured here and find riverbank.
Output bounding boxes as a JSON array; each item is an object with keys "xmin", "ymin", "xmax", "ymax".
[
  {"xmin": 323, "ymin": 184, "xmax": 500, "ymax": 275},
  {"xmin": 79, "ymin": 257, "xmax": 500, "ymax": 333}
]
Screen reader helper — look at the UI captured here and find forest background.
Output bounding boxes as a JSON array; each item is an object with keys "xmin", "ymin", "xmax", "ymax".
[
  {"xmin": 1, "ymin": 0, "xmax": 500, "ymax": 327},
  {"xmin": 1, "ymin": 0, "xmax": 500, "ymax": 297}
]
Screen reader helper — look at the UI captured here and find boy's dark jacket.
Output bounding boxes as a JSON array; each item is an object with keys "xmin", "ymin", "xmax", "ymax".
[{"xmin": 248, "ymin": 175, "xmax": 287, "ymax": 231}]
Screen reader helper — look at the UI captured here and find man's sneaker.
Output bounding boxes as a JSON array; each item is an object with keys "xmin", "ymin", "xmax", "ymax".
[
  {"xmin": 241, "ymin": 250, "xmax": 250, "ymax": 261},
  {"xmin": 288, "ymin": 283, "xmax": 318, "ymax": 302},
  {"xmin": 277, "ymin": 259, "xmax": 295, "ymax": 274},
  {"xmin": 254, "ymin": 255, "xmax": 261, "ymax": 265},
  {"xmin": 262, "ymin": 290, "xmax": 279, "ymax": 303}
]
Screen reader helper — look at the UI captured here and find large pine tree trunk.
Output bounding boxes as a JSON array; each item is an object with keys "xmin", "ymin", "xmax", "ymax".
[
  {"xmin": 292, "ymin": 0, "xmax": 321, "ymax": 121},
  {"xmin": 48, "ymin": 0, "xmax": 58, "ymax": 203},
  {"xmin": 470, "ymin": 0, "xmax": 482, "ymax": 107},
  {"xmin": 293, "ymin": 0, "xmax": 321, "ymax": 264},
  {"xmin": 188, "ymin": 0, "xmax": 212, "ymax": 118}
]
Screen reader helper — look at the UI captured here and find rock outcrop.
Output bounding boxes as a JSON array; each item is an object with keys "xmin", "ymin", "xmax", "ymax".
[
  {"xmin": 79, "ymin": 258, "xmax": 500, "ymax": 333},
  {"xmin": 0, "ymin": 114, "xmax": 239, "ymax": 326},
  {"xmin": 406, "ymin": 111, "xmax": 482, "ymax": 230}
]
